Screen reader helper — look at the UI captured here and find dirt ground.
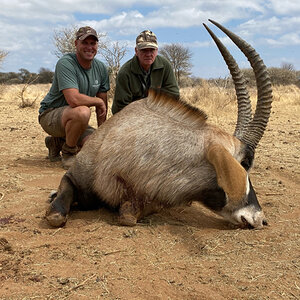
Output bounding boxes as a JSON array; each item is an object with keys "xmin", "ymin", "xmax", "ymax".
[{"xmin": 0, "ymin": 84, "xmax": 299, "ymax": 299}]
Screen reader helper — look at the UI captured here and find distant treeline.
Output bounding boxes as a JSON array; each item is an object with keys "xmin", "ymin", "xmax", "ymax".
[
  {"xmin": 180, "ymin": 67, "xmax": 300, "ymax": 88},
  {"xmin": 242, "ymin": 67, "xmax": 300, "ymax": 87},
  {"xmin": 0, "ymin": 68, "xmax": 54, "ymax": 84},
  {"xmin": 1, "ymin": 66, "xmax": 300, "ymax": 88}
]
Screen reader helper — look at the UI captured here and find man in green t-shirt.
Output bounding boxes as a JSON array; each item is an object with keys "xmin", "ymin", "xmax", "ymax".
[
  {"xmin": 112, "ymin": 30, "xmax": 179, "ymax": 115},
  {"xmin": 39, "ymin": 26, "xmax": 110, "ymax": 169}
]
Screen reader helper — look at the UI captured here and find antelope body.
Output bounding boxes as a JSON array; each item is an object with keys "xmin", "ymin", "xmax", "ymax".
[{"xmin": 45, "ymin": 20, "xmax": 272, "ymax": 229}]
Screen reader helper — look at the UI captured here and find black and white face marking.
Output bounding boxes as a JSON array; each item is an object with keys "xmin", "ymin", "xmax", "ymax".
[
  {"xmin": 212, "ymin": 175, "xmax": 268, "ymax": 229},
  {"xmin": 199, "ymin": 187, "xmax": 227, "ymax": 212},
  {"xmin": 199, "ymin": 174, "xmax": 267, "ymax": 229},
  {"xmin": 232, "ymin": 176, "xmax": 267, "ymax": 228},
  {"xmin": 240, "ymin": 145, "xmax": 255, "ymax": 171}
]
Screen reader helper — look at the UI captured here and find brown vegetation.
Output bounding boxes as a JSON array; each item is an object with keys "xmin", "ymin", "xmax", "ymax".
[{"xmin": 0, "ymin": 84, "xmax": 299, "ymax": 299}]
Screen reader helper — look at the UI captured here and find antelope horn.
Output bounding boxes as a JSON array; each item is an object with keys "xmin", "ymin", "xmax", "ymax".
[
  {"xmin": 203, "ymin": 23, "xmax": 252, "ymax": 140},
  {"xmin": 206, "ymin": 19, "xmax": 273, "ymax": 151}
]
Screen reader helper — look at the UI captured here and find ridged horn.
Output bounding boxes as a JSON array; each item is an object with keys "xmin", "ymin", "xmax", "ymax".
[
  {"xmin": 203, "ymin": 22, "xmax": 252, "ymax": 140},
  {"xmin": 205, "ymin": 19, "xmax": 273, "ymax": 151}
]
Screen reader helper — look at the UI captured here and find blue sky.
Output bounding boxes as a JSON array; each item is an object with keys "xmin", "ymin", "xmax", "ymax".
[{"xmin": 1, "ymin": 0, "xmax": 300, "ymax": 78}]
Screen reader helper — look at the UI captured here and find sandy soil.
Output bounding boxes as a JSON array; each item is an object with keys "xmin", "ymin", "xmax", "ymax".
[{"xmin": 0, "ymin": 84, "xmax": 299, "ymax": 299}]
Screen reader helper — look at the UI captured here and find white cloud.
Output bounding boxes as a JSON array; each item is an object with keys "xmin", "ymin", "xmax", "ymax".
[
  {"xmin": 267, "ymin": 0, "xmax": 300, "ymax": 15},
  {"xmin": 239, "ymin": 16, "xmax": 300, "ymax": 35},
  {"xmin": 266, "ymin": 33, "xmax": 300, "ymax": 46}
]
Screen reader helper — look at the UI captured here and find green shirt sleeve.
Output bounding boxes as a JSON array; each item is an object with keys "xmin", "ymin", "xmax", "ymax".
[
  {"xmin": 56, "ymin": 57, "xmax": 79, "ymax": 91},
  {"xmin": 159, "ymin": 59, "xmax": 180, "ymax": 98}
]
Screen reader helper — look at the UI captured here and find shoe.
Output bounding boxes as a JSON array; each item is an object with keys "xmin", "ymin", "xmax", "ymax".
[
  {"xmin": 45, "ymin": 136, "xmax": 64, "ymax": 162},
  {"xmin": 61, "ymin": 143, "xmax": 78, "ymax": 170}
]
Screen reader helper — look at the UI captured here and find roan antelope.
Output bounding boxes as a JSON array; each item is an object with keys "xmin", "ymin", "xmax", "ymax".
[{"xmin": 45, "ymin": 20, "xmax": 272, "ymax": 229}]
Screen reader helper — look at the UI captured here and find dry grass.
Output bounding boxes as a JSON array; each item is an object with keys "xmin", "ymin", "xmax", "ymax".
[
  {"xmin": 0, "ymin": 84, "xmax": 50, "ymax": 109},
  {"xmin": 181, "ymin": 83, "xmax": 300, "ymax": 128},
  {"xmin": 0, "ymin": 83, "xmax": 8, "ymax": 99},
  {"xmin": 1, "ymin": 82, "xmax": 299, "ymax": 116},
  {"xmin": 272, "ymin": 84, "xmax": 300, "ymax": 105},
  {"xmin": 180, "ymin": 81, "xmax": 237, "ymax": 126}
]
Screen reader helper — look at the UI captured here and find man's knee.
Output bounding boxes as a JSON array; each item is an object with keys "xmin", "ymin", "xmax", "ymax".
[
  {"xmin": 64, "ymin": 106, "xmax": 91, "ymax": 125},
  {"xmin": 74, "ymin": 106, "xmax": 91, "ymax": 123}
]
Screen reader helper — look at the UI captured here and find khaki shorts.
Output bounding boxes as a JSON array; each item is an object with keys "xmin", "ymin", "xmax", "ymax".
[{"xmin": 38, "ymin": 106, "xmax": 95, "ymax": 144}]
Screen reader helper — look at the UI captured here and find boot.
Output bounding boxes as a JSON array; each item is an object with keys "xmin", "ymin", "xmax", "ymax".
[
  {"xmin": 45, "ymin": 136, "xmax": 65, "ymax": 162},
  {"xmin": 61, "ymin": 143, "xmax": 78, "ymax": 170}
]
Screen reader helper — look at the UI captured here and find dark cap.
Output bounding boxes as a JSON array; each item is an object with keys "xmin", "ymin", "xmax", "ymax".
[
  {"xmin": 76, "ymin": 26, "xmax": 98, "ymax": 41},
  {"xmin": 136, "ymin": 30, "xmax": 158, "ymax": 50}
]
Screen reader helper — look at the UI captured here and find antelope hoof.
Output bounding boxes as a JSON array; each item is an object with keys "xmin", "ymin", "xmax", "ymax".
[
  {"xmin": 45, "ymin": 206, "xmax": 68, "ymax": 227},
  {"xmin": 119, "ymin": 201, "xmax": 138, "ymax": 226},
  {"xmin": 119, "ymin": 213, "xmax": 137, "ymax": 226}
]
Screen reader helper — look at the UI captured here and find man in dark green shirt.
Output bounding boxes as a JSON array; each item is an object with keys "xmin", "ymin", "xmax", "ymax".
[
  {"xmin": 112, "ymin": 30, "xmax": 179, "ymax": 114},
  {"xmin": 39, "ymin": 26, "xmax": 110, "ymax": 169}
]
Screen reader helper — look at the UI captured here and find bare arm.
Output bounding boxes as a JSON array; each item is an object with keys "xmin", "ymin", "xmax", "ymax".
[
  {"xmin": 62, "ymin": 88, "xmax": 105, "ymax": 108},
  {"xmin": 95, "ymin": 91, "xmax": 108, "ymax": 126}
]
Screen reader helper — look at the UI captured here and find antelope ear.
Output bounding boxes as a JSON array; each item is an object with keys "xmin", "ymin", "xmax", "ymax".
[{"xmin": 206, "ymin": 144, "xmax": 247, "ymax": 203}]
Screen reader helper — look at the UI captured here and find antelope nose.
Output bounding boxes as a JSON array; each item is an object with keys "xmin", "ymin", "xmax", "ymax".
[
  {"xmin": 240, "ymin": 215, "xmax": 268, "ymax": 229},
  {"xmin": 234, "ymin": 207, "xmax": 267, "ymax": 229}
]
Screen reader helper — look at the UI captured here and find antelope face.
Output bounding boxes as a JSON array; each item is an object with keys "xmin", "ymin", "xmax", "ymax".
[
  {"xmin": 220, "ymin": 178, "xmax": 268, "ymax": 229},
  {"xmin": 199, "ymin": 168, "xmax": 267, "ymax": 229},
  {"xmin": 204, "ymin": 144, "xmax": 267, "ymax": 228}
]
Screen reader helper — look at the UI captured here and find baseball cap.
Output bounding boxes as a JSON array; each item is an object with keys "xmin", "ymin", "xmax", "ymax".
[
  {"xmin": 136, "ymin": 30, "xmax": 158, "ymax": 50},
  {"xmin": 76, "ymin": 26, "xmax": 98, "ymax": 41}
]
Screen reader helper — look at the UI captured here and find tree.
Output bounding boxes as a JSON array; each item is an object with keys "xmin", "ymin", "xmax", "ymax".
[
  {"xmin": 100, "ymin": 41, "xmax": 128, "ymax": 89},
  {"xmin": 269, "ymin": 67, "xmax": 298, "ymax": 86},
  {"xmin": 281, "ymin": 62, "xmax": 295, "ymax": 72},
  {"xmin": 38, "ymin": 67, "xmax": 54, "ymax": 83},
  {"xmin": 0, "ymin": 50, "xmax": 8, "ymax": 68},
  {"xmin": 53, "ymin": 25, "xmax": 77, "ymax": 58},
  {"xmin": 18, "ymin": 68, "xmax": 35, "ymax": 83},
  {"xmin": 159, "ymin": 44, "xmax": 192, "ymax": 86},
  {"xmin": 241, "ymin": 66, "xmax": 299, "ymax": 87}
]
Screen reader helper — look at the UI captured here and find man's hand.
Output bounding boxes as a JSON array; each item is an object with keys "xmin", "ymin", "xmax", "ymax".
[{"xmin": 96, "ymin": 99, "xmax": 107, "ymax": 126}]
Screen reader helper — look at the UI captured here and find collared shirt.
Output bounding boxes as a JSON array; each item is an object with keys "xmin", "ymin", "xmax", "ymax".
[{"xmin": 112, "ymin": 55, "xmax": 179, "ymax": 114}]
